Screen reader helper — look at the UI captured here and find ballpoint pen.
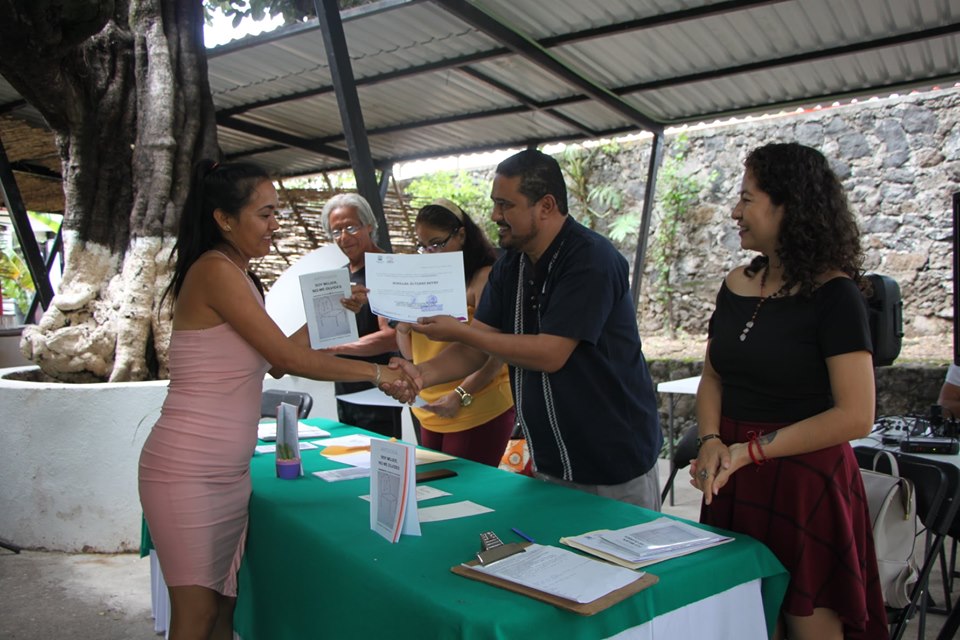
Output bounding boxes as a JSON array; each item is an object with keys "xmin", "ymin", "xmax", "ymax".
[{"xmin": 511, "ymin": 527, "xmax": 536, "ymax": 543}]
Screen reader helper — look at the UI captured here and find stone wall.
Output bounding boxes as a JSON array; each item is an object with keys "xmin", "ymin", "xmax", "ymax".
[{"xmin": 591, "ymin": 87, "xmax": 960, "ymax": 342}]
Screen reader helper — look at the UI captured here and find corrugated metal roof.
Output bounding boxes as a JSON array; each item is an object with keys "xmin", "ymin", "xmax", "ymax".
[
  {"xmin": 2, "ymin": 0, "xmax": 958, "ymax": 183},
  {"xmin": 202, "ymin": 0, "xmax": 960, "ymax": 177}
]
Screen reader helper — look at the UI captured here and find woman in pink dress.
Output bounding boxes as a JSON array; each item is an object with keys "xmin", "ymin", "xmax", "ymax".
[{"xmin": 139, "ymin": 161, "xmax": 411, "ymax": 640}]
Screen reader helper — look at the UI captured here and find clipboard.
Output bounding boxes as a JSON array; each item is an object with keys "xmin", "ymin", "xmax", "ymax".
[{"xmin": 450, "ymin": 543, "xmax": 658, "ymax": 616}]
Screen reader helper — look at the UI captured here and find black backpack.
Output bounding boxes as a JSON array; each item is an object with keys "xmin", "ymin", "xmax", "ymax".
[{"xmin": 865, "ymin": 273, "xmax": 904, "ymax": 367}]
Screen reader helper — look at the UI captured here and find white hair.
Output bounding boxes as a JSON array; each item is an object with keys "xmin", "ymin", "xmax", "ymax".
[{"xmin": 320, "ymin": 193, "xmax": 379, "ymax": 237}]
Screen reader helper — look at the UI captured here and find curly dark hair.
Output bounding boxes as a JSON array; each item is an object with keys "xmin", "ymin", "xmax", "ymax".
[{"xmin": 743, "ymin": 142, "xmax": 865, "ymax": 296}]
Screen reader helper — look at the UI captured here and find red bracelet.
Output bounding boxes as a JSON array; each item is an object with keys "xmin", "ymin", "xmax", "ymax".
[
  {"xmin": 747, "ymin": 434, "xmax": 768, "ymax": 466},
  {"xmin": 756, "ymin": 439, "xmax": 769, "ymax": 463}
]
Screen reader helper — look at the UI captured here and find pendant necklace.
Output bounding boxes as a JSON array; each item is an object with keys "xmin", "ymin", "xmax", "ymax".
[{"xmin": 740, "ymin": 267, "xmax": 789, "ymax": 342}]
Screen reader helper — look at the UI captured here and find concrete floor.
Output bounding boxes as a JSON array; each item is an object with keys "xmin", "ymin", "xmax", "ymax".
[{"xmin": 0, "ymin": 458, "xmax": 953, "ymax": 639}]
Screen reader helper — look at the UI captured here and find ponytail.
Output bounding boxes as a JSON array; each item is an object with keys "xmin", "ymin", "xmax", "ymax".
[{"xmin": 160, "ymin": 160, "xmax": 270, "ymax": 311}]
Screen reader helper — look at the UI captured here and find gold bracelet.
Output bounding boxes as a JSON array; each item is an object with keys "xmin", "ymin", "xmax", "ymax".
[{"xmin": 373, "ymin": 363, "xmax": 382, "ymax": 386}]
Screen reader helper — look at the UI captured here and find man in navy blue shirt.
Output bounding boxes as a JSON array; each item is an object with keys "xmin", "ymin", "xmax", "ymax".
[{"xmin": 390, "ymin": 149, "xmax": 662, "ymax": 509}]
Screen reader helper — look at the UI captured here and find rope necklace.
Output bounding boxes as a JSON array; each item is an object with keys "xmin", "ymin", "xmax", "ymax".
[{"xmin": 740, "ymin": 267, "xmax": 789, "ymax": 342}]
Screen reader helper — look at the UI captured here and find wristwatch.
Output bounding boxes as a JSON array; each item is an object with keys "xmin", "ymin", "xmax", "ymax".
[{"xmin": 454, "ymin": 385, "xmax": 473, "ymax": 407}]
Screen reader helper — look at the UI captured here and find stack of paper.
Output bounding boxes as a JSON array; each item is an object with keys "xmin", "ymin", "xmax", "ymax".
[
  {"xmin": 465, "ymin": 544, "xmax": 642, "ymax": 604},
  {"xmin": 258, "ymin": 420, "xmax": 331, "ymax": 441},
  {"xmin": 561, "ymin": 518, "xmax": 732, "ymax": 569}
]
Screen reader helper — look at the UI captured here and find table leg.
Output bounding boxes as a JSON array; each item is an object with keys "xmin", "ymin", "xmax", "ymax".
[{"xmin": 668, "ymin": 393, "xmax": 676, "ymax": 506}]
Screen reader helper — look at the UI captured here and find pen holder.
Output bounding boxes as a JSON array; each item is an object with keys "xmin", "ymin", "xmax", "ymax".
[{"xmin": 276, "ymin": 458, "xmax": 301, "ymax": 479}]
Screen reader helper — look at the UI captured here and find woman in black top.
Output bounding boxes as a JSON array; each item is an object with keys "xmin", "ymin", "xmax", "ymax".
[{"xmin": 692, "ymin": 143, "xmax": 887, "ymax": 640}]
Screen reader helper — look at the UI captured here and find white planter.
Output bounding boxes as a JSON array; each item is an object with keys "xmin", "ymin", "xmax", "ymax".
[
  {"xmin": 0, "ymin": 366, "xmax": 169, "ymax": 552},
  {"xmin": 0, "ymin": 365, "xmax": 342, "ymax": 552}
]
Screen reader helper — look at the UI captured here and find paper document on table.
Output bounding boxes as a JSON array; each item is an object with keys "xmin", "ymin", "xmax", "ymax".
[
  {"xmin": 360, "ymin": 485, "xmax": 450, "ymax": 502},
  {"xmin": 299, "ymin": 268, "xmax": 358, "ymax": 349},
  {"xmin": 313, "ymin": 467, "xmax": 371, "ymax": 482},
  {"xmin": 562, "ymin": 518, "xmax": 732, "ymax": 569},
  {"xmin": 255, "ymin": 441, "xmax": 318, "ymax": 455},
  {"xmin": 466, "ymin": 544, "xmax": 640, "ymax": 604},
  {"xmin": 370, "ymin": 439, "xmax": 420, "ymax": 542},
  {"xmin": 364, "ymin": 252, "xmax": 468, "ymax": 322},
  {"xmin": 258, "ymin": 420, "xmax": 331, "ymax": 441},
  {"xmin": 320, "ymin": 435, "xmax": 373, "ymax": 448},
  {"xmin": 320, "ymin": 434, "xmax": 455, "ymax": 468},
  {"xmin": 419, "ymin": 500, "xmax": 493, "ymax": 522}
]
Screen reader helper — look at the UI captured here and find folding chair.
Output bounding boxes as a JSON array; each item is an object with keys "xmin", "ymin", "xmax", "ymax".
[
  {"xmin": 261, "ymin": 389, "xmax": 313, "ymax": 419},
  {"xmin": 660, "ymin": 426, "xmax": 700, "ymax": 505},
  {"xmin": 855, "ymin": 447, "xmax": 960, "ymax": 640}
]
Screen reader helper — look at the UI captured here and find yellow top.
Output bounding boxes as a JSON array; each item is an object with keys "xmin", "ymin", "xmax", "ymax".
[{"xmin": 411, "ymin": 307, "xmax": 513, "ymax": 433}]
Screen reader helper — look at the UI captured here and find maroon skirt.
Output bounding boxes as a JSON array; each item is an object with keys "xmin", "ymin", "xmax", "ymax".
[{"xmin": 700, "ymin": 417, "xmax": 888, "ymax": 639}]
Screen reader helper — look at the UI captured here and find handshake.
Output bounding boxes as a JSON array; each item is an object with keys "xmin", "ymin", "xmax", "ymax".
[{"xmin": 378, "ymin": 357, "xmax": 425, "ymax": 405}]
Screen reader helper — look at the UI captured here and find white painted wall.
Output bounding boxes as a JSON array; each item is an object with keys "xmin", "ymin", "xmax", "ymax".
[{"xmin": 0, "ymin": 366, "xmax": 354, "ymax": 552}]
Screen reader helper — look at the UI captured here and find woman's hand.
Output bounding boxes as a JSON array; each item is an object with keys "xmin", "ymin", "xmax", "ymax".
[
  {"xmin": 690, "ymin": 439, "xmax": 731, "ymax": 505},
  {"xmin": 420, "ymin": 392, "xmax": 461, "ymax": 418},
  {"xmin": 711, "ymin": 442, "xmax": 751, "ymax": 492}
]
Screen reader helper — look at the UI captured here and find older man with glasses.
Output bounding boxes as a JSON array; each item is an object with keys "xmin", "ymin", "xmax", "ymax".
[{"xmin": 320, "ymin": 193, "xmax": 403, "ymax": 438}]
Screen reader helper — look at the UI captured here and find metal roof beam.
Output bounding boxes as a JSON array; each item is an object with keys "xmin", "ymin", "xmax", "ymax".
[
  {"xmin": 0, "ymin": 134, "xmax": 53, "ymax": 311},
  {"xmin": 314, "ymin": 0, "xmax": 391, "ymax": 250},
  {"xmin": 456, "ymin": 66, "xmax": 598, "ymax": 136},
  {"xmin": 0, "ymin": 100, "xmax": 28, "ymax": 116},
  {"xmin": 217, "ymin": 114, "xmax": 352, "ymax": 163},
  {"xmin": 397, "ymin": 0, "xmax": 663, "ymax": 133},
  {"xmin": 538, "ymin": 0, "xmax": 792, "ymax": 48},
  {"xmin": 214, "ymin": 49, "xmax": 503, "ymax": 119},
  {"xmin": 661, "ymin": 74, "xmax": 960, "ymax": 126},
  {"xmin": 11, "ymin": 161, "xmax": 61, "ymax": 180},
  {"xmin": 617, "ymin": 23, "xmax": 960, "ymax": 95}
]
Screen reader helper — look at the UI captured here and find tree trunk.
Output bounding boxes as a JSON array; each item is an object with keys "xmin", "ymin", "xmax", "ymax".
[{"xmin": 0, "ymin": 0, "xmax": 219, "ymax": 381}]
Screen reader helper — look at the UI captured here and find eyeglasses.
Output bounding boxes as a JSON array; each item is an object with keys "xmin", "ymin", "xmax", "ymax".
[
  {"xmin": 416, "ymin": 228, "xmax": 460, "ymax": 254},
  {"xmin": 330, "ymin": 225, "xmax": 363, "ymax": 239}
]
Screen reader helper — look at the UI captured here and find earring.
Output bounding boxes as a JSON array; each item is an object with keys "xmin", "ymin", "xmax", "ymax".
[{"xmin": 224, "ymin": 226, "xmax": 232, "ymax": 232}]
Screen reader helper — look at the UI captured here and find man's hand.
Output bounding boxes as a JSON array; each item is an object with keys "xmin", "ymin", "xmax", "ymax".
[
  {"xmin": 340, "ymin": 284, "xmax": 369, "ymax": 314},
  {"xmin": 410, "ymin": 315, "xmax": 466, "ymax": 342},
  {"xmin": 380, "ymin": 357, "xmax": 424, "ymax": 404}
]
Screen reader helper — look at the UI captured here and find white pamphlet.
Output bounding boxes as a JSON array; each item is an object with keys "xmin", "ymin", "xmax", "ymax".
[
  {"xmin": 299, "ymin": 268, "xmax": 359, "ymax": 349},
  {"xmin": 265, "ymin": 244, "xmax": 349, "ymax": 335},
  {"xmin": 369, "ymin": 439, "xmax": 421, "ymax": 542},
  {"xmin": 364, "ymin": 252, "xmax": 468, "ymax": 323},
  {"xmin": 562, "ymin": 517, "xmax": 732, "ymax": 569}
]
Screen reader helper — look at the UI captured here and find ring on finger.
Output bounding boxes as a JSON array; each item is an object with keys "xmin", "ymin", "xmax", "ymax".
[{"xmin": 698, "ymin": 469, "xmax": 709, "ymax": 481}]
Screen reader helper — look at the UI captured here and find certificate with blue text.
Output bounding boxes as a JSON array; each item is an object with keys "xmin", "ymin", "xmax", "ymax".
[{"xmin": 364, "ymin": 252, "xmax": 468, "ymax": 323}]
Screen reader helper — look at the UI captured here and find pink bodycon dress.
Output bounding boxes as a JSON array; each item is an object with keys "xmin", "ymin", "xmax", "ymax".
[{"xmin": 139, "ymin": 271, "xmax": 269, "ymax": 597}]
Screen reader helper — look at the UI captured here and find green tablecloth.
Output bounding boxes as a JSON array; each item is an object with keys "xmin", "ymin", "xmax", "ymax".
[{"xmin": 234, "ymin": 419, "xmax": 787, "ymax": 639}]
